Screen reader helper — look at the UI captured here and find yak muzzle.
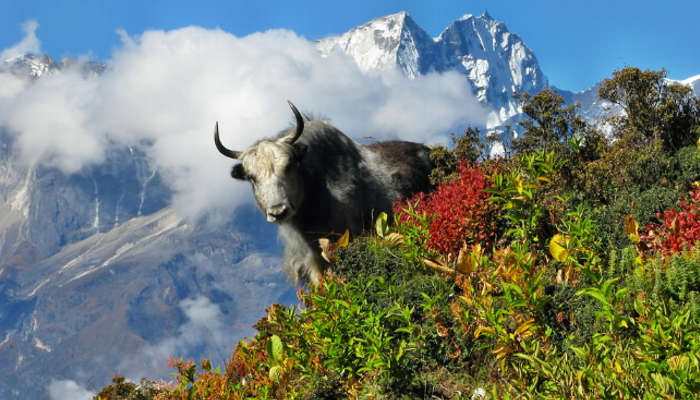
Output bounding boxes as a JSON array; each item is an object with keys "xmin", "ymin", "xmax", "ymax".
[{"xmin": 266, "ymin": 204, "xmax": 290, "ymax": 223}]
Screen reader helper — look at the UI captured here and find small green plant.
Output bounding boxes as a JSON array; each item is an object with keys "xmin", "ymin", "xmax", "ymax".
[
  {"xmin": 488, "ymin": 150, "xmax": 563, "ymax": 245},
  {"xmin": 391, "ymin": 196, "xmax": 435, "ymax": 263}
]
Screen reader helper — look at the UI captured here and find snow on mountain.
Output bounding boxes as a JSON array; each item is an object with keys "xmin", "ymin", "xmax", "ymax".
[
  {"xmin": 434, "ymin": 11, "xmax": 548, "ymax": 126},
  {"xmin": 317, "ymin": 11, "xmax": 548, "ymax": 131},
  {"xmin": 558, "ymin": 75, "xmax": 700, "ymax": 138},
  {"xmin": 670, "ymin": 74, "xmax": 700, "ymax": 94},
  {"xmin": 0, "ymin": 53, "xmax": 105, "ymax": 80},
  {"xmin": 316, "ymin": 11, "xmax": 436, "ymax": 79}
]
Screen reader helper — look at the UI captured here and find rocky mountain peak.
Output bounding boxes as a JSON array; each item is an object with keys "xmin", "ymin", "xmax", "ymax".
[
  {"xmin": 319, "ymin": 11, "xmax": 548, "ymax": 129},
  {"xmin": 316, "ymin": 11, "xmax": 435, "ymax": 78}
]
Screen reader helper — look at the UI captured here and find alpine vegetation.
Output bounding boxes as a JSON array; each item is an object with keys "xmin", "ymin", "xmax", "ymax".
[{"xmin": 214, "ymin": 101, "xmax": 433, "ymax": 284}]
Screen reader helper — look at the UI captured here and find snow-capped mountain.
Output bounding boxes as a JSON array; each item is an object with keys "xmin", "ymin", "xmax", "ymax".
[
  {"xmin": 316, "ymin": 11, "xmax": 436, "ymax": 79},
  {"xmin": 317, "ymin": 11, "xmax": 548, "ymax": 130},
  {"xmin": 318, "ymin": 11, "xmax": 699, "ymax": 141}
]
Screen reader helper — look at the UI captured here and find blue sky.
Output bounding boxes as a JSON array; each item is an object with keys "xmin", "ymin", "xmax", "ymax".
[{"xmin": 1, "ymin": 0, "xmax": 698, "ymax": 91}]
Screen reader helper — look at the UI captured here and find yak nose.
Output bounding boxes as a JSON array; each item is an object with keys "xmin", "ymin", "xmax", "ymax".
[{"xmin": 266, "ymin": 205, "xmax": 289, "ymax": 222}]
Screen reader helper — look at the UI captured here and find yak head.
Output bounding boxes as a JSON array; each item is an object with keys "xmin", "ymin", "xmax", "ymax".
[{"xmin": 215, "ymin": 101, "xmax": 307, "ymax": 223}]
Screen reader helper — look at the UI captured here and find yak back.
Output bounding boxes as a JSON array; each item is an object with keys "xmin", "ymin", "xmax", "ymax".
[
  {"xmin": 366, "ymin": 140, "xmax": 433, "ymax": 196},
  {"xmin": 287, "ymin": 120, "xmax": 433, "ymax": 242}
]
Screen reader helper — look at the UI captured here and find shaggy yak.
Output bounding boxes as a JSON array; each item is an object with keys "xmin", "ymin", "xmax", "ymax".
[{"xmin": 215, "ymin": 101, "xmax": 433, "ymax": 284}]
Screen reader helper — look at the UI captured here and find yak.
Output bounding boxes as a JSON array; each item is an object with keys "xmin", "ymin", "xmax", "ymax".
[{"xmin": 214, "ymin": 101, "xmax": 433, "ymax": 284}]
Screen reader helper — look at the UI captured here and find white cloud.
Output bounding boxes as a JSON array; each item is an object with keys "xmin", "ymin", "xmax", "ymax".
[
  {"xmin": 0, "ymin": 20, "xmax": 41, "ymax": 61},
  {"xmin": 0, "ymin": 23, "xmax": 487, "ymax": 219},
  {"xmin": 119, "ymin": 295, "xmax": 231, "ymax": 379},
  {"xmin": 0, "ymin": 73, "xmax": 28, "ymax": 98},
  {"xmin": 47, "ymin": 379, "xmax": 93, "ymax": 400}
]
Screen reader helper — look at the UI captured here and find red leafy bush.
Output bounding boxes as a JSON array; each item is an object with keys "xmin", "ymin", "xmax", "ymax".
[
  {"xmin": 641, "ymin": 183, "xmax": 700, "ymax": 255},
  {"xmin": 393, "ymin": 161, "xmax": 496, "ymax": 257}
]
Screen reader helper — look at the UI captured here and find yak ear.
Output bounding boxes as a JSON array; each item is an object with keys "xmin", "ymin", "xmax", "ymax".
[{"xmin": 231, "ymin": 163, "xmax": 247, "ymax": 180}]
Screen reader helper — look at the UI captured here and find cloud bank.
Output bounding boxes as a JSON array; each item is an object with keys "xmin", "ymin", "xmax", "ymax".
[
  {"xmin": 47, "ymin": 379, "xmax": 93, "ymax": 400},
  {"xmin": 0, "ymin": 20, "xmax": 41, "ymax": 61},
  {"xmin": 0, "ymin": 23, "xmax": 486, "ymax": 219},
  {"xmin": 119, "ymin": 295, "xmax": 233, "ymax": 380}
]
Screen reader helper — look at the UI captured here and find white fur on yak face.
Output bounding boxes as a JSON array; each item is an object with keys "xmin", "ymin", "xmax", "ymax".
[{"xmin": 239, "ymin": 140, "xmax": 304, "ymax": 223}]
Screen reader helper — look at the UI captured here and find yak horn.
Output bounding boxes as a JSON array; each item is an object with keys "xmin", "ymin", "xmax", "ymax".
[
  {"xmin": 214, "ymin": 122, "xmax": 241, "ymax": 159},
  {"xmin": 280, "ymin": 100, "xmax": 304, "ymax": 145}
]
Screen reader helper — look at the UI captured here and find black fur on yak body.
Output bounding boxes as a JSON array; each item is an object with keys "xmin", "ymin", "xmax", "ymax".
[{"xmin": 215, "ymin": 103, "xmax": 433, "ymax": 284}]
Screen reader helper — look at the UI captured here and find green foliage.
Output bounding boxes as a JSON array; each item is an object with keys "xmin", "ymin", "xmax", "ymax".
[
  {"xmin": 599, "ymin": 67, "xmax": 700, "ymax": 151},
  {"xmin": 488, "ymin": 149, "xmax": 563, "ymax": 245},
  {"xmin": 94, "ymin": 376, "xmax": 162, "ymax": 400},
  {"xmin": 390, "ymin": 197, "xmax": 434, "ymax": 264},
  {"xmin": 429, "ymin": 126, "xmax": 485, "ymax": 185},
  {"xmin": 513, "ymin": 89, "xmax": 586, "ymax": 154}
]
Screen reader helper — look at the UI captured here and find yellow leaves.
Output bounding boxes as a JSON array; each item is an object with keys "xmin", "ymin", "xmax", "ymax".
[
  {"xmin": 423, "ymin": 243, "xmax": 485, "ymax": 276},
  {"xmin": 513, "ymin": 318, "xmax": 536, "ymax": 339},
  {"xmin": 337, "ymin": 229, "xmax": 349, "ymax": 247},
  {"xmin": 374, "ymin": 213, "xmax": 407, "ymax": 246},
  {"xmin": 625, "ymin": 215, "xmax": 640, "ymax": 243},
  {"xmin": 474, "ymin": 325, "xmax": 496, "ymax": 339},
  {"xmin": 492, "ymin": 345, "xmax": 512, "ymax": 360},
  {"xmin": 516, "ymin": 176, "xmax": 524, "ymax": 195},
  {"xmin": 456, "ymin": 243, "xmax": 483, "ymax": 275},
  {"xmin": 319, "ymin": 229, "xmax": 349, "ymax": 264},
  {"xmin": 383, "ymin": 232, "xmax": 404, "ymax": 247},
  {"xmin": 549, "ymin": 233, "xmax": 570, "ymax": 262},
  {"xmin": 268, "ymin": 365, "xmax": 283, "ymax": 383},
  {"xmin": 667, "ymin": 354, "xmax": 690, "ymax": 371},
  {"xmin": 458, "ymin": 294, "xmax": 474, "ymax": 307},
  {"xmin": 456, "ymin": 246, "xmax": 472, "ymax": 274},
  {"xmin": 375, "ymin": 211, "xmax": 389, "ymax": 237}
]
